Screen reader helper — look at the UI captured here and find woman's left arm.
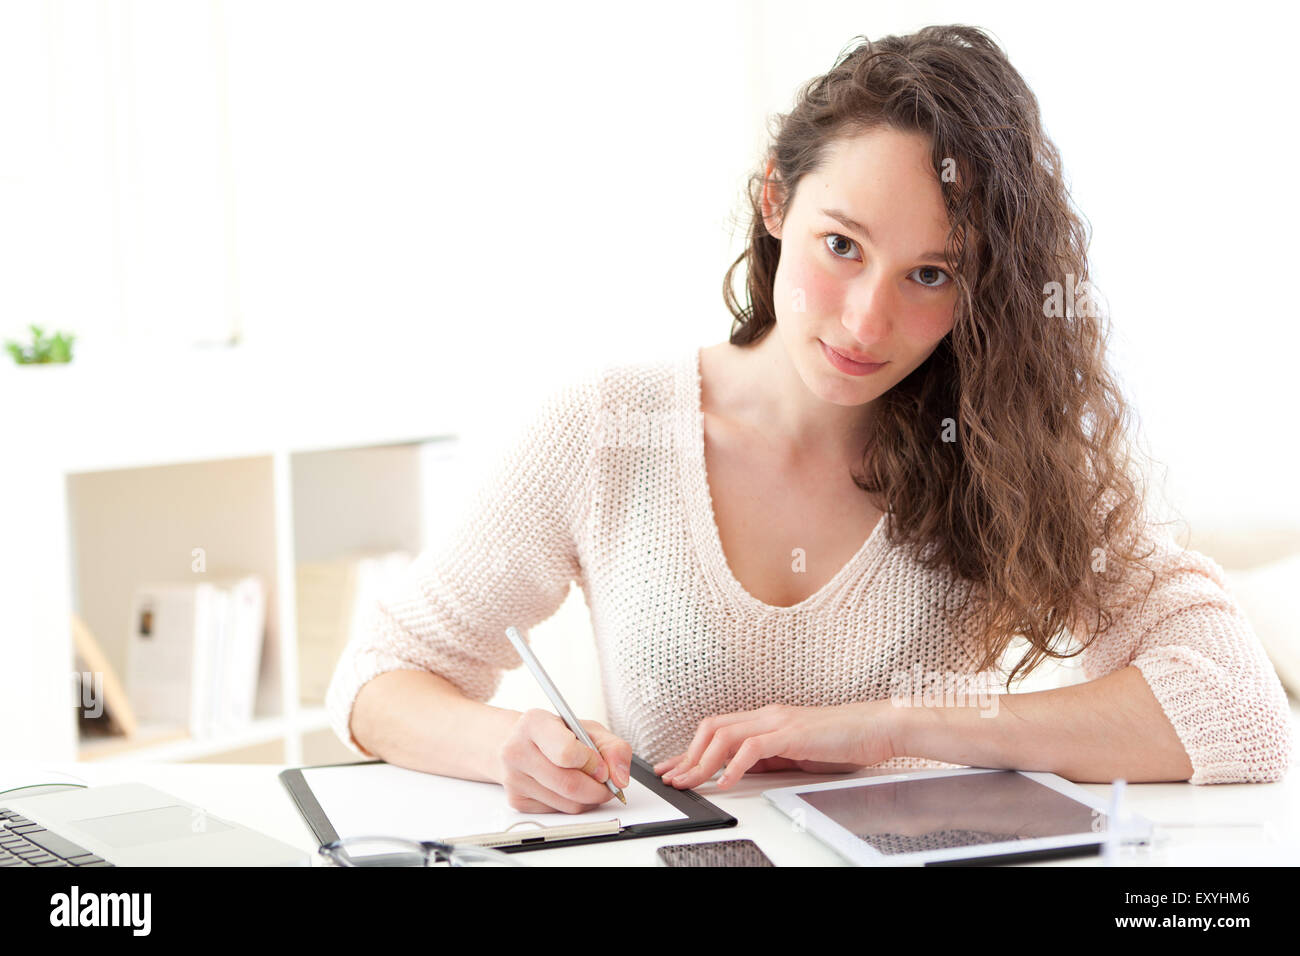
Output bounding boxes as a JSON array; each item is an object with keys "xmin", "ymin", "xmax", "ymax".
[
  {"xmin": 659, "ymin": 666, "xmax": 1194, "ymax": 790},
  {"xmin": 892, "ymin": 497, "xmax": 1295, "ymax": 786},
  {"xmin": 663, "ymin": 523, "xmax": 1294, "ymax": 789},
  {"xmin": 893, "ymin": 663, "xmax": 1195, "ymax": 782},
  {"xmin": 906, "ymin": 530, "xmax": 1294, "ymax": 785}
]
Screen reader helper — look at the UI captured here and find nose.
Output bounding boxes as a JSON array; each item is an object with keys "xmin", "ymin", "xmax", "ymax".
[{"xmin": 841, "ymin": 270, "xmax": 893, "ymax": 343}]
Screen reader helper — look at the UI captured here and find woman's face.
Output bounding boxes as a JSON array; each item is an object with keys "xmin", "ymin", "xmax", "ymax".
[{"xmin": 763, "ymin": 127, "xmax": 959, "ymax": 408}]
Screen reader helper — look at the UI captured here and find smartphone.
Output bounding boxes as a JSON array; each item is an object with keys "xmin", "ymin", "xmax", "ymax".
[{"xmin": 655, "ymin": 839, "xmax": 775, "ymax": 867}]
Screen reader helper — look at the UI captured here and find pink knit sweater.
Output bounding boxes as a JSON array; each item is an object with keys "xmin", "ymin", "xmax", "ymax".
[{"xmin": 326, "ymin": 348, "xmax": 1295, "ymax": 785}]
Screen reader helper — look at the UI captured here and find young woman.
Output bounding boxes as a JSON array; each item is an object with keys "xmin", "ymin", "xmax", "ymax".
[{"xmin": 329, "ymin": 25, "xmax": 1293, "ymax": 814}]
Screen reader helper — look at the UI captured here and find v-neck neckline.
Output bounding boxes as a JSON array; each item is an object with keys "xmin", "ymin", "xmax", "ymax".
[{"xmin": 676, "ymin": 346, "xmax": 889, "ymax": 616}]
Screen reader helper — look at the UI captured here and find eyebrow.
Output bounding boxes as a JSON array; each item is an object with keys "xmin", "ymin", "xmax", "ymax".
[{"xmin": 819, "ymin": 207, "xmax": 950, "ymax": 264}]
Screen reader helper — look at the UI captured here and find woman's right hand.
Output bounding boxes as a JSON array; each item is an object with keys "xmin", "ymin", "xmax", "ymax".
[{"xmin": 496, "ymin": 709, "xmax": 633, "ymax": 814}]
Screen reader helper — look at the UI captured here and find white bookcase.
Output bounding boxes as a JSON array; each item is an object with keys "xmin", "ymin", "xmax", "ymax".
[
  {"xmin": 0, "ymin": 346, "xmax": 472, "ymax": 765},
  {"xmin": 71, "ymin": 441, "xmax": 465, "ymax": 765}
]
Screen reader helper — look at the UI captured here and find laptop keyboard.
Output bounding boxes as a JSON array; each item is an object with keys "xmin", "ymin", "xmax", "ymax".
[{"xmin": 0, "ymin": 808, "xmax": 114, "ymax": 867}]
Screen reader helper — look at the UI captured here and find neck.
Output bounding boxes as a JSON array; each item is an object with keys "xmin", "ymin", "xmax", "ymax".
[{"xmin": 712, "ymin": 330, "xmax": 876, "ymax": 468}]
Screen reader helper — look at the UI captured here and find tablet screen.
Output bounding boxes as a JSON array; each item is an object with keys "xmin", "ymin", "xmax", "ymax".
[{"xmin": 796, "ymin": 770, "xmax": 1099, "ymax": 856}]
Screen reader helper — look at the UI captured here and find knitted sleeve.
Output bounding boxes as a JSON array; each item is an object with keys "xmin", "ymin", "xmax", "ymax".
[
  {"xmin": 325, "ymin": 377, "xmax": 596, "ymax": 757},
  {"xmin": 1077, "ymin": 504, "xmax": 1294, "ymax": 784}
]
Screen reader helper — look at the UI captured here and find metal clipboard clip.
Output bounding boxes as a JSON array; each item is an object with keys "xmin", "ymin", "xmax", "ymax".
[{"xmin": 446, "ymin": 817, "xmax": 622, "ymax": 848}]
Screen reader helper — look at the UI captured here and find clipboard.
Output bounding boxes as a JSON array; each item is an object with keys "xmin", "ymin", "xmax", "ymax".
[{"xmin": 279, "ymin": 754, "xmax": 736, "ymax": 855}]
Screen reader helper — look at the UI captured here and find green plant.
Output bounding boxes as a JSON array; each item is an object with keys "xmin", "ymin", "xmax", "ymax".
[{"xmin": 5, "ymin": 324, "xmax": 76, "ymax": 364}]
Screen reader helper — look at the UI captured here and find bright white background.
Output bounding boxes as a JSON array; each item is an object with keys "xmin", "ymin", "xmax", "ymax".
[{"xmin": 2, "ymin": 0, "xmax": 1298, "ymax": 526}]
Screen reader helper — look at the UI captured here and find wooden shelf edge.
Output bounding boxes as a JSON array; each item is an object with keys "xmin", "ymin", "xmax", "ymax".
[{"xmin": 76, "ymin": 707, "xmax": 330, "ymax": 763}]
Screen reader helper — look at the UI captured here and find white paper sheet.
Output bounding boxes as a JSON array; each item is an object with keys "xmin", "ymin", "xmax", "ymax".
[{"xmin": 301, "ymin": 762, "xmax": 688, "ymax": 842}]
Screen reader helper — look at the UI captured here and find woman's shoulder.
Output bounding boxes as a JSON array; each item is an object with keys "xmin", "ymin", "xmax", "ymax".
[
  {"xmin": 588, "ymin": 350, "xmax": 687, "ymax": 405},
  {"xmin": 506, "ymin": 350, "xmax": 689, "ymax": 461}
]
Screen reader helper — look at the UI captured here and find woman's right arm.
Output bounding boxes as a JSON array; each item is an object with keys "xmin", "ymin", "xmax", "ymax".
[
  {"xmin": 350, "ymin": 669, "xmax": 522, "ymax": 783},
  {"xmin": 329, "ymin": 374, "xmax": 632, "ymax": 810},
  {"xmin": 349, "ymin": 668, "xmax": 634, "ymax": 813}
]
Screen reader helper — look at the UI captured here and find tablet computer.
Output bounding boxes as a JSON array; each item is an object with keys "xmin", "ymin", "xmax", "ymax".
[{"xmin": 764, "ymin": 768, "xmax": 1152, "ymax": 866}]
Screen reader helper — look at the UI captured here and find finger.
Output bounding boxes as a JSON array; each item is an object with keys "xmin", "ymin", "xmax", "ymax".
[
  {"xmin": 504, "ymin": 766, "xmax": 605, "ymax": 815},
  {"xmin": 672, "ymin": 709, "xmax": 767, "ymax": 777},
  {"xmin": 654, "ymin": 755, "xmax": 684, "ymax": 776},
  {"xmin": 524, "ymin": 738, "xmax": 620, "ymax": 808},
  {"xmin": 532, "ymin": 714, "xmax": 608, "ymax": 782},
  {"xmin": 717, "ymin": 732, "xmax": 789, "ymax": 788},
  {"xmin": 507, "ymin": 794, "xmax": 560, "ymax": 815},
  {"xmin": 669, "ymin": 706, "xmax": 784, "ymax": 786},
  {"xmin": 583, "ymin": 721, "xmax": 633, "ymax": 789},
  {"xmin": 521, "ymin": 735, "xmax": 614, "ymax": 806},
  {"xmin": 655, "ymin": 751, "xmax": 695, "ymax": 776},
  {"xmin": 669, "ymin": 724, "xmax": 752, "ymax": 790}
]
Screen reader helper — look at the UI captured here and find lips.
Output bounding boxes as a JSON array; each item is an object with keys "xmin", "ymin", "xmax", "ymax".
[
  {"xmin": 819, "ymin": 340, "xmax": 887, "ymax": 377},
  {"xmin": 822, "ymin": 341, "xmax": 886, "ymax": 365}
]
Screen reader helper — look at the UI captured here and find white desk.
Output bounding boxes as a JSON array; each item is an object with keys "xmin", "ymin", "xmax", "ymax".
[{"xmin": 4, "ymin": 760, "xmax": 1299, "ymax": 866}]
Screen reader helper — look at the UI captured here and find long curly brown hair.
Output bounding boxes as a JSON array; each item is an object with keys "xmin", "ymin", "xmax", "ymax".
[{"xmin": 723, "ymin": 24, "xmax": 1168, "ymax": 689}]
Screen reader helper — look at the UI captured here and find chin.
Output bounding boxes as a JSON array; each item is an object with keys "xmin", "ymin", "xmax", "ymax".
[
  {"xmin": 829, "ymin": 377, "xmax": 888, "ymax": 409},
  {"xmin": 806, "ymin": 367, "xmax": 872, "ymax": 406}
]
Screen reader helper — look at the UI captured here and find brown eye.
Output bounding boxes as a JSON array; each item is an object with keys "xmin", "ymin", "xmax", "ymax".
[
  {"xmin": 825, "ymin": 234, "xmax": 857, "ymax": 259},
  {"xmin": 911, "ymin": 265, "xmax": 951, "ymax": 288}
]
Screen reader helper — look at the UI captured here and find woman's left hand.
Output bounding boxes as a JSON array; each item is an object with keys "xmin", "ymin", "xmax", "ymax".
[{"xmin": 652, "ymin": 700, "xmax": 899, "ymax": 790}]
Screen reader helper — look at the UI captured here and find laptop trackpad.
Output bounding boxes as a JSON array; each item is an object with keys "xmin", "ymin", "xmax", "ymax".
[{"xmin": 73, "ymin": 805, "xmax": 233, "ymax": 847}]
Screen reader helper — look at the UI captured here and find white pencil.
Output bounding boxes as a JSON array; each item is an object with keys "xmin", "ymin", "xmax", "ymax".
[{"xmin": 504, "ymin": 626, "xmax": 626, "ymax": 805}]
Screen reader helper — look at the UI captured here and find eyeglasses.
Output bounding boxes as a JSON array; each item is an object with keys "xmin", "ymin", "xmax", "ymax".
[{"xmin": 318, "ymin": 835, "xmax": 526, "ymax": 867}]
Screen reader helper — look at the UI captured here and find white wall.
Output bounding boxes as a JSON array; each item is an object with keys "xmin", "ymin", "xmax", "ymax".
[
  {"xmin": 4, "ymin": 0, "xmax": 1296, "ymax": 525},
  {"xmin": 1, "ymin": 0, "xmax": 754, "ymax": 428}
]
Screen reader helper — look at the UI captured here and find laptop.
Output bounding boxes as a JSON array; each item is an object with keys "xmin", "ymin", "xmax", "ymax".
[{"xmin": 1, "ymin": 782, "xmax": 310, "ymax": 866}]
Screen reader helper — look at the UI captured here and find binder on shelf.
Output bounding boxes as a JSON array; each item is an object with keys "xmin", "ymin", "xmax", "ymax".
[
  {"xmin": 219, "ymin": 577, "xmax": 266, "ymax": 733},
  {"xmin": 125, "ymin": 575, "xmax": 266, "ymax": 741}
]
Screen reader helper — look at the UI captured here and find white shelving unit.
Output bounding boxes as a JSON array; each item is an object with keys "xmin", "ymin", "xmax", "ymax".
[{"xmin": 0, "ymin": 345, "xmax": 473, "ymax": 764}]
